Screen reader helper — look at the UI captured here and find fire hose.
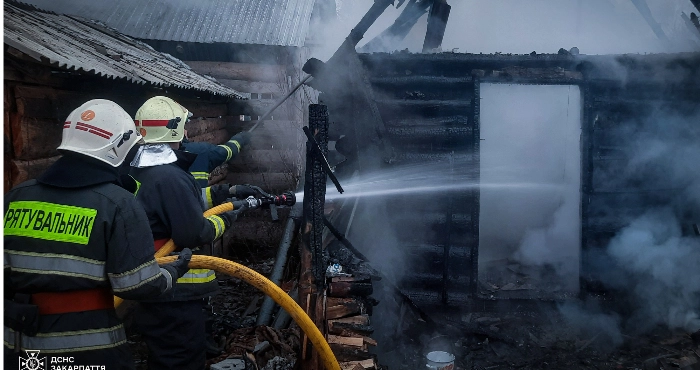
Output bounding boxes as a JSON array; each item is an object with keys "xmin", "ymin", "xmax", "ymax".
[
  {"xmin": 156, "ymin": 254, "xmax": 340, "ymax": 370},
  {"xmin": 113, "ymin": 193, "xmax": 340, "ymax": 370}
]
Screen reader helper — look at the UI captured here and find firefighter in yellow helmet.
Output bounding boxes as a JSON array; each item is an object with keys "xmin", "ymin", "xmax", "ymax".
[
  {"xmin": 129, "ymin": 96, "xmax": 247, "ymax": 370},
  {"xmin": 3, "ymin": 99, "xmax": 192, "ymax": 369}
]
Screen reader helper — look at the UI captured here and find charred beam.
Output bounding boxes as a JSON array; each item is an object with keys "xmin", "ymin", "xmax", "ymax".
[{"xmin": 422, "ymin": 0, "xmax": 451, "ymax": 53}]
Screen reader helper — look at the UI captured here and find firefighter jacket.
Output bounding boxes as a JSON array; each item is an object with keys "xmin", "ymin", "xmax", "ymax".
[
  {"xmin": 181, "ymin": 136, "xmax": 243, "ymax": 188},
  {"xmin": 3, "ymin": 155, "xmax": 175, "ymax": 355},
  {"xmin": 130, "ymin": 148, "xmax": 223, "ymax": 301}
]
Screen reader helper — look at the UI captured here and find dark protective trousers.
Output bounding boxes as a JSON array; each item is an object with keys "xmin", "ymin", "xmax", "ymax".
[{"xmin": 133, "ymin": 300, "xmax": 206, "ymax": 370}]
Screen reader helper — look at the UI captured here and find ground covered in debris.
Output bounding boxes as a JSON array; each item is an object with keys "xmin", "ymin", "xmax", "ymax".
[
  {"xmin": 125, "ymin": 243, "xmax": 301, "ymax": 370},
  {"xmin": 123, "ymin": 243, "xmax": 700, "ymax": 370},
  {"xmin": 375, "ymin": 302, "xmax": 700, "ymax": 370}
]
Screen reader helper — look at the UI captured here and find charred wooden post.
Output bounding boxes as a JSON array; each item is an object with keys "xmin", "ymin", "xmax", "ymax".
[
  {"xmin": 299, "ymin": 104, "xmax": 329, "ymax": 370},
  {"xmin": 422, "ymin": 0, "xmax": 451, "ymax": 53},
  {"xmin": 304, "ymin": 104, "xmax": 330, "ymax": 287}
]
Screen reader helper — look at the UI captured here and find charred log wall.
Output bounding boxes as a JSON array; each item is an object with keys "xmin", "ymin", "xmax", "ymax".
[{"xmin": 341, "ymin": 52, "xmax": 700, "ymax": 310}]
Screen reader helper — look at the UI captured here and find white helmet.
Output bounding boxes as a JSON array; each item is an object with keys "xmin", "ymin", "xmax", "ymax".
[
  {"xmin": 58, "ymin": 99, "xmax": 143, "ymax": 167},
  {"xmin": 134, "ymin": 96, "xmax": 188, "ymax": 144}
]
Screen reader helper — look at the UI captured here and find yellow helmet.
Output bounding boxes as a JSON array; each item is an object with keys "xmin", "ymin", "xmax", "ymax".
[
  {"xmin": 134, "ymin": 96, "xmax": 188, "ymax": 143},
  {"xmin": 59, "ymin": 99, "xmax": 143, "ymax": 167}
]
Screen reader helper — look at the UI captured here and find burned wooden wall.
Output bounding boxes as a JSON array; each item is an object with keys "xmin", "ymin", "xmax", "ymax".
[
  {"xmin": 579, "ymin": 53, "xmax": 700, "ymax": 293},
  {"xmin": 324, "ymin": 51, "xmax": 700, "ymax": 312}
]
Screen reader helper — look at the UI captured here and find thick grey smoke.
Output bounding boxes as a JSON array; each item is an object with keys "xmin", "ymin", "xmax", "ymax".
[
  {"xmin": 607, "ymin": 208, "xmax": 700, "ymax": 332},
  {"xmin": 589, "ymin": 109, "xmax": 700, "ymax": 333},
  {"xmin": 479, "ymin": 84, "xmax": 582, "ymax": 293}
]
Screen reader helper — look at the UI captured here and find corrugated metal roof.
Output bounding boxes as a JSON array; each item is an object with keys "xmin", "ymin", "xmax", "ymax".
[
  {"xmin": 19, "ymin": 0, "xmax": 317, "ymax": 47},
  {"xmin": 4, "ymin": 2, "xmax": 246, "ymax": 98}
]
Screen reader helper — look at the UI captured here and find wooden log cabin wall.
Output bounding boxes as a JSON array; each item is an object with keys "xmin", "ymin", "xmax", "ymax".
[{"xmin": 3, "ymin": 54, "xmax": 237, "ymax": 192}]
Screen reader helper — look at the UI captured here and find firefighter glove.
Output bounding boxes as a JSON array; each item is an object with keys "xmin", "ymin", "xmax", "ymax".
[
  {"xmin": 230, "ymin": 132, "xmax": 251, "ymax": 147},
  {"xmin": 162, "ymin": 248, "xmax": 192, "ymax": 279},
  {"xmin": 229, "ymin": 184, "xmax": 257, "ymax": 199},
  {"xmin": 208, "ymin": 184, "xmax": 232, "ymax": 206},
  {"xmin": 220, "ymin": 207, "xmax": 246, "ymax": 228}
]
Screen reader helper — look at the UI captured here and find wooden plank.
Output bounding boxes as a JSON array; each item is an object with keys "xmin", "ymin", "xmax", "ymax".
[
  {"xmin": 10, "ymin": 156, "xmax": 61, "ymax": 188},
  {"xmin": 327, "ymin": 335, "xmax": 364, "ymax": 348},
  {"xmin": 328, "ymin": 315, "xmax": 370, "ymax": 327},
  {"xmin": 329, "ymin": 343, "xmax": 373, "ymax": 362},
  {"xmin": 4, "ymin": 59, "xmax": 67, "ymax": 87},
  {"xmin": 5, "ymin": 157, "xmax": 14, "ymax": 193},
  {"xmin": 228, "ymin": 149, "xmax": 301, "ymax": 173},
  {"xmin": 14, "ymin": 85, "xmax": 86, "ymax": 120},
  {"xmin": 184, "ymin": 61, "xmax": 285, "ymax": 83},
  {"xmin": 187, "ymin": 102, "xmax": 229, "ymax": 118},
  {"xmin": 230, "ymin": 119, "xmax": 302, "ymax": 134},
  {"xmin": 185, "ymin": 117, "xmax": 230, "ymax": 138},
  {"xmin": 340, "ymin": 359, "xmax": 376, "ymax": 370},
  {"xmin": 326, "ymin": 297, "xmax": 364, "ymax": 319},
  {"xmin": 188, "ymin": 128, "xmax": 231, "ymax": 146},
  {"xmin": 328, "ymin": 315, "xmax": 374, "ymax": 337},
  {"xmin": 363, "ymin": 337, "xmax": 377, "ymax": 346},
  {"xmin": 328, "ymin": 281, "xmax": 373, "ymax": 298},
  {"xmin": 340, "ymin": 364, "xmax": 365, "ymax": 370},
  {"xmin": 10, "ymin": 115, "xmax": 63, "ymax": 160},
  {"xmin": 225, "ymin": 217, "xmax": 288, "ymax": 246},
  {"xmin": 229, "ymin": 99, "xmax": 296, "ymax": 119},
  {"xmin": 217, "ymin": 79, "xmax": 286, "ymax": 94},
  {"xmin": 225, "ymin": 172, "xmax": 298, "ymax": 193}
]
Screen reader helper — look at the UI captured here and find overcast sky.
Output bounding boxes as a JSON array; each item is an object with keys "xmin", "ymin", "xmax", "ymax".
[{"xmin": 318, "ymin": 0, "xmax": 699, "ymax": 58}]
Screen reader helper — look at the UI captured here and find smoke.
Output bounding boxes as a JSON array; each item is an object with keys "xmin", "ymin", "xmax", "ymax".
[
  {"xmin": 479, "ymin": 84, "xmax": 582, "ymax": 292},
  {"xmin": 513, "ymin": 195, "xmax": 581, "ymax": 291},
  {"xmin": 606, "ymin": 208, "xmax": 700, "ymax": 332},
  {"xmin": 582, "ymin": 109, "xmax": 700, "ymax": 334},
  {"xmin": 558, "ymin": 299, "xmax": 624, "ymax": 350}
]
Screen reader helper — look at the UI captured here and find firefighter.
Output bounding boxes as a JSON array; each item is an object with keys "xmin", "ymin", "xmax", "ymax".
[
  {"xmin": 130, "ymin": 96, "xmax": 245, "ymax": 370},
  {"xmin": 178, "ymin": 112, "xmax": 257, "ymax": 356},
  {"xmin": 3, "ymin": 99, "xmax": 193, "ymax": 369},
  {"xmin": 180, "ymin": 112, "xmax": 251, "ymax": 188}
]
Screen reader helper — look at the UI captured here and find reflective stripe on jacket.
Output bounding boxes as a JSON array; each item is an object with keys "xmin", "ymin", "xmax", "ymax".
[
  {"xmin": 4, "ymin": 172, "xmax": 172, "ymax": 352},
  {"xmin": 130, "ymin": 150, "xmax": 220, "ymax": 301},
  {"xmin": 182, "ymin": 140, "xmax": 242, "ymax": 187}
]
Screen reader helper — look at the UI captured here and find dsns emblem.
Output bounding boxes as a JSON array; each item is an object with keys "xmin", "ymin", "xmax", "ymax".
[{"xmin": 19, "ymin": 349, "xmax": 46, "ymax": 370}]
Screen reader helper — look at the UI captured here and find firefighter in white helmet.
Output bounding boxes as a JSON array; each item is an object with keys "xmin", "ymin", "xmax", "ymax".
[
  {"xmin": 3, "ymin": 99, "xmax": 192, "ymax": 369},
  {"xmin": 130, "ymin": 96, "xmax": 247, "ymax": 370}
]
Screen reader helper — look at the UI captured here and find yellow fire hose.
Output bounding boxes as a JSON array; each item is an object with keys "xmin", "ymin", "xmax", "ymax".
[
  {"xmin": 114, "ymin": 202, "xmax": 236, "ymax": 307},
  {"xmin": 157, "ymin": 254, "xmax": 340, "ymax": 370},
  {"xmin": 113, "ymin": 202, "xmax": 342, "ymax": 370}
]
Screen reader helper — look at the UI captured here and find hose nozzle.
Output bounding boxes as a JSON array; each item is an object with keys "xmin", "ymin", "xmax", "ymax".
[{"xmin": 260, "ymin": 191, "xmax": 296, "ymax": 207}]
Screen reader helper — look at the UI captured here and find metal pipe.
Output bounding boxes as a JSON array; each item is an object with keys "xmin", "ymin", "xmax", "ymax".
[
  {"xmin": 247, "ymin": 75, "xmax": 312, "ymax": 133},
  {"xmin": 256, "ymin": 202, "xmax": 303, "ymax": 326},
  {"xmin": 272, "ymin": 288, "xmax": 299, "ymax": 329}
]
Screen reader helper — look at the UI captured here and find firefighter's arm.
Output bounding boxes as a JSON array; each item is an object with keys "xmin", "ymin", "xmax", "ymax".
[
  {"xmin": 160, "ymin": 175, "xmax": 220, "ymax": 247},
  {"xmin": 213, "ymin": 132, "xmax": 250, "ymax": 165},
  {"xmin": 201, "ymin": 184, "xmax": 258, "ymax": 209},
  {"xmin": 201, "ymin": 184, "xmax": 231, "ymax": 209},
  {"xmin": 106, "ymin": 197, "xmax": 177, "ymax": 299}
]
